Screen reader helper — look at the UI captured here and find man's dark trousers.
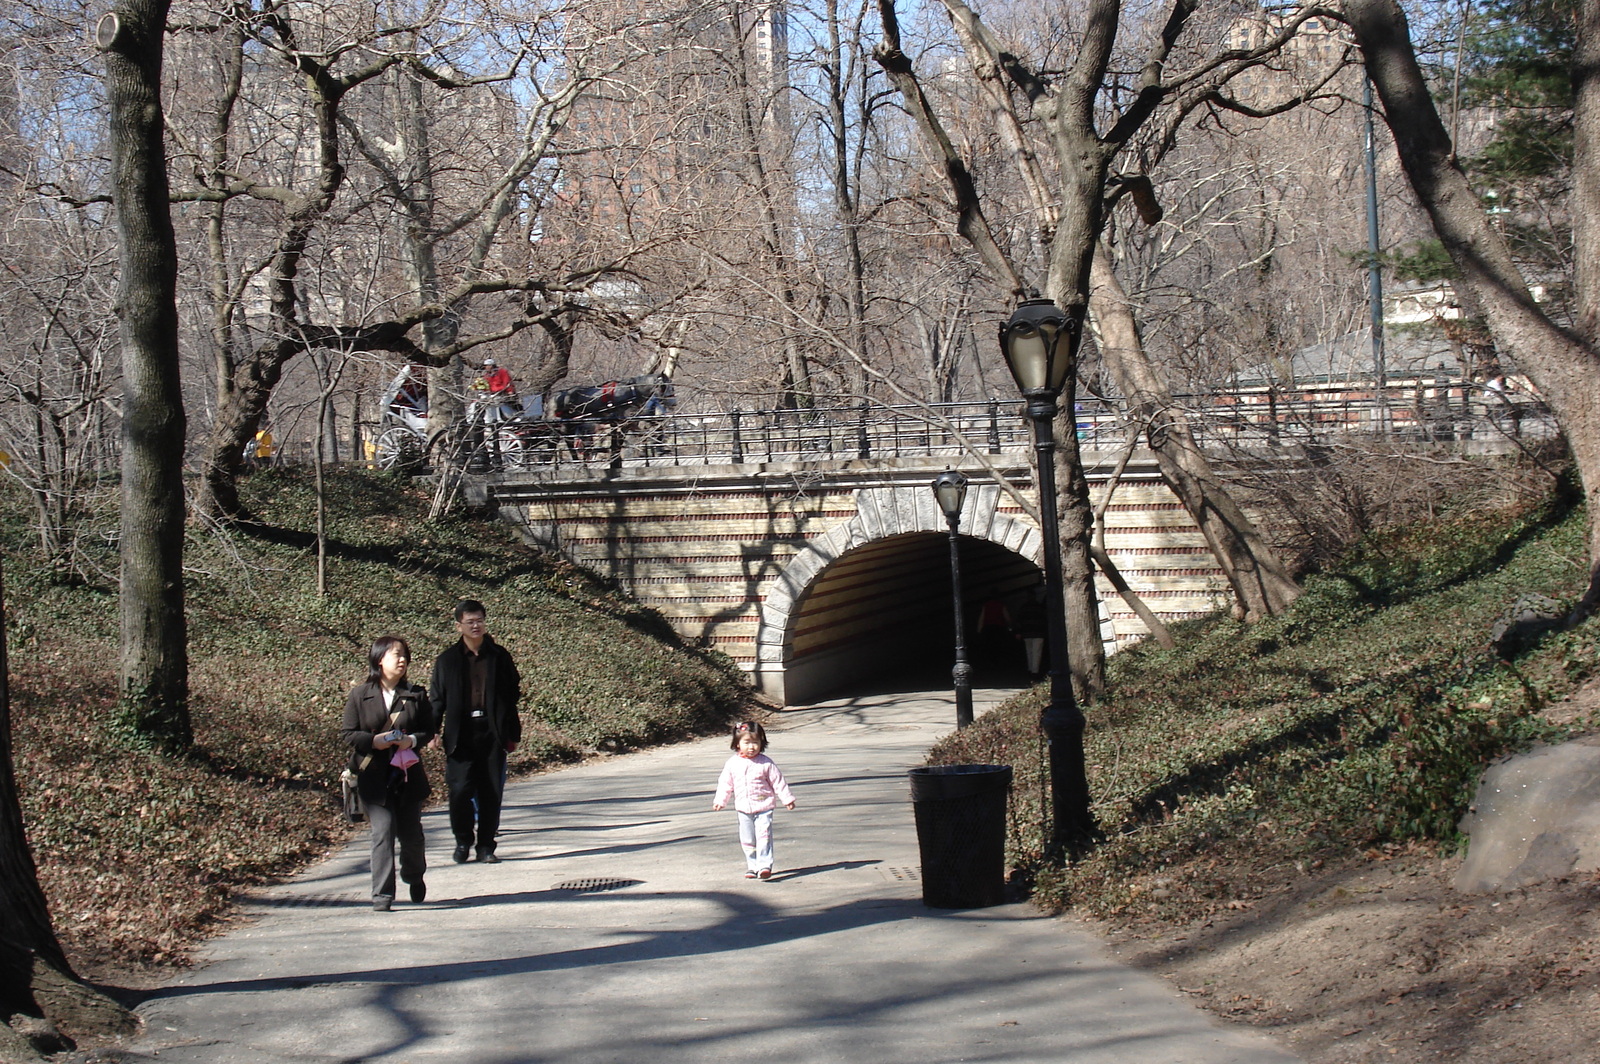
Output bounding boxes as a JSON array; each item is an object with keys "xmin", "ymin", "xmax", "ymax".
[{"xmin": 447, "ymin": 724, "xmax": 507, "ymax": 854}]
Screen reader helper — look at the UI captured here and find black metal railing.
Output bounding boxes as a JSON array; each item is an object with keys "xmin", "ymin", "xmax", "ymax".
[
  {"xmin": 310, "ymin": 380, "xmax": 1556, "ymax": 473},
  {"xmin": 469, "ymin": 385, "xmax": 1554, "ymax": 472}
]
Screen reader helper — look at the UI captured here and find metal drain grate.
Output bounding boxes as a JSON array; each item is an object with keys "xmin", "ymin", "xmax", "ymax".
[
  {"xmin": 880, "ymin": 866, "xmax": 921, "ymax": 882},
  {"xmin": 552, "ymin": 877, "xmax": 641, "ymax": 893},
  {"xmin": 247, "ymin": 893, "xmax": 360, "ymax": 909}
]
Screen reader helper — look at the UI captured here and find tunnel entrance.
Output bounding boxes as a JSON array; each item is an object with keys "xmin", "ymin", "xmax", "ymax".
[{"xmin": 780, "ymin": 531, "xmax": 1056, "ymax": 705}]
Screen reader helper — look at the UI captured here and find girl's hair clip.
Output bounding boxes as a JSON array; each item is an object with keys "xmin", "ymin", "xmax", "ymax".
[{"xmin": 736, "ymin": 722, "xmax": 752, "ymax": 731}]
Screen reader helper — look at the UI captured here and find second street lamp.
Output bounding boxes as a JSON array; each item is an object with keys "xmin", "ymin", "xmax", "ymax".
[
  {"xmin": 932, "ymin": 469, "xmax": 974, "ymax": 730},
  {"xmin": 998, "ymin": 295, "xmax": 1097, "ymax": 855}
]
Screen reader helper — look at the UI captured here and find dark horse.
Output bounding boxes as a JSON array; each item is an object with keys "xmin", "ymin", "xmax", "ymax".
[{"xmin": 550, "ymin": 372, "xmax": 675, "ymax": 460}]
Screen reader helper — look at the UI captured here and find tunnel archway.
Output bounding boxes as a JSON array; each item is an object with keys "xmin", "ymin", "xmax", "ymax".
[{"xmin": 755, "ymin": 484, "xmax": 1115, "ymax": 706}]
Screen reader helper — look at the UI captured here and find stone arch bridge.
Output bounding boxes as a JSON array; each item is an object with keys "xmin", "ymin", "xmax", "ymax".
[
  {"xmin": 471, "ymin": 391, "xmax": 1540, "ymax": 705},
  {"xmin": 481, "ymin": 435, "xmax": 1227, "ymax": 705}
]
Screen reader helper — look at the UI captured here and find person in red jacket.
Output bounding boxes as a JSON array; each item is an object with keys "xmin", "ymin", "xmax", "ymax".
[{"xmin": 476, "ymin": 357, "xmax": 521, "ymax": 422}]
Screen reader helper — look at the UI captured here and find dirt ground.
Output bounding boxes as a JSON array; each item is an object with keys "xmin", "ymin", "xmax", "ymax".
[
  {"xmin": 1091, "ymin": 853, "xmax": 1600, "ymax": 1063},
  {"xmin": 1089, "ymin": 684, "xmax": 1600, "ymax": 1064}
]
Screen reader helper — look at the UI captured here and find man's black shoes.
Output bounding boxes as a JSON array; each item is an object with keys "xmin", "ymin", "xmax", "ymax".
[
  {"xmin": 452, "ymin": 845, "xmax": 470, "ymax": 864},
  {"xmin": 476, "ymin": 849, "xmax": 501, "ymax": 864},
  {"xmin": 409, "ymin": 880, "xmax": 427, "ymax": 904}
]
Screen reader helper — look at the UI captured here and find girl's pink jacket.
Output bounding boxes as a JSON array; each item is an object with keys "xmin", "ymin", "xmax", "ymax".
[{"xmin": 715, "ymin": 753, "xmax": 795, "ymax": 813}]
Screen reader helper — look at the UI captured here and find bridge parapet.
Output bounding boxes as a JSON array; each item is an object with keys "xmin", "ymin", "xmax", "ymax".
[{"xmin": 457, "ymin": 383, "xmax": 1551, "ymax": 476}]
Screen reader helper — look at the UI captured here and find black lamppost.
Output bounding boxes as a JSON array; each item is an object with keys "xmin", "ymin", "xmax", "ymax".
[
  {"xmin": 998, "ymin": 295, "xmax": 1096, "ymax": 855},
  {"xmin": 932, "ymin": 469, "xmax": 974, "ymax": 730}
]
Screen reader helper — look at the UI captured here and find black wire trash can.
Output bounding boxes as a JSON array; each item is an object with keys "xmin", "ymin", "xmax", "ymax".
[{"xmin": 908, "ymin": 764, "xmax": 1012, "ymax": 909}]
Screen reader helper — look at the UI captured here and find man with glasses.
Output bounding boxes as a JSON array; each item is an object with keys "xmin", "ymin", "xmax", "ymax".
[{"xmin": 431, "ymin": 599, "xmax": 522, "ymax": 863}]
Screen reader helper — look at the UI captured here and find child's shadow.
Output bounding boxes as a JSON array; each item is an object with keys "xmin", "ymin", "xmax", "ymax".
[{"xmin": 769, "ymin": 860, "xmax": 880, "ymax": 882}]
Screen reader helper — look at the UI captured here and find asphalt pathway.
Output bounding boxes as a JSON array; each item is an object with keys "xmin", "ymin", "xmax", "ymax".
[{"xmin": 123, "ymin": 688, "xmax": 1301, "ymax": 1064}]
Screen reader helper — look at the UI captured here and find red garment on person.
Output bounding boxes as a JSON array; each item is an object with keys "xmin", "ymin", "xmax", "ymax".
[{"xmin": 484, "ymin": 366, "xmax": 515, "ymax": 396}]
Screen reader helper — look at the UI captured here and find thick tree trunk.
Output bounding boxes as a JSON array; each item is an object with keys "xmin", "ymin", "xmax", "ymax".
[
  {"xmin": 1574, "ymin": 0, "xmax": 1600, "ymax": 344},
  {"xmin": 525, "ymin": 315, "xmax": 578, "ymax": 402},
  {"xmin": 0, "ymin": 556, "xmax": 66, "ymax": 1023},
  {"xmin": 1346, "ymin": 0, "xmax": 1600, "ymax": 611},
  {"xmin": 1090, "ymin": 246, "xmax": 1301, "ymax": 621},
  {"xmin": 1055, "ymin": 401, "xmax": 1107, "ymax": 703},
  {"xmin": 194, "ymin": 340, "xmax": 296, "ymax": 519},
  {"xmin": 107, "ymin": 0, "xmax": 191, "ymax": 748}
]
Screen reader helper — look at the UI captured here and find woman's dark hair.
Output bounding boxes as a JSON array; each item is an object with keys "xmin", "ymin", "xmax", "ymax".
[
  {"xmin": 730, "ymin": 720, "xmax": 769, "ymax": 752},
  {"xmin": 366, "ymin": 635, "xmax": 412, "ymax": 685}
]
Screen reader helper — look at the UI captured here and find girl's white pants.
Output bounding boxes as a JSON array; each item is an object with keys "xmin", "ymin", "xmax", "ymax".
[{"xmin": 736, "ymin": 809, "xmax": 774, "ymax": 872}]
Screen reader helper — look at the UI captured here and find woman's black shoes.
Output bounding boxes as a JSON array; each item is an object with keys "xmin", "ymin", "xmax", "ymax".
[{"xmin": 409, "ymin": 880, "xmax": 427, "ymax": 904}]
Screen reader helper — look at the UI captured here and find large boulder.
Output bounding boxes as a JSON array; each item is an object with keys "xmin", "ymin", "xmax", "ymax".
[{"xmin": 1455, "ymin": 735, "xmax": 1600, "ymax": 892}]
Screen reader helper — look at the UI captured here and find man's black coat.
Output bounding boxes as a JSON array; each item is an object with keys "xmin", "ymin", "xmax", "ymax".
[{"xmin": 430, "ymin": 634, "xmax": 522, "ymax": 756}]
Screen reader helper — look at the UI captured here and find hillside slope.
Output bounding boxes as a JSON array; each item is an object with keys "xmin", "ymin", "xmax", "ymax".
[
  {"xmin": 3, "ymin": 469, "xmax": 753, "ymax": 981},
  {"xmin": 932, "ymin": 487, "xmax": 1600, "ymax": 1062}
]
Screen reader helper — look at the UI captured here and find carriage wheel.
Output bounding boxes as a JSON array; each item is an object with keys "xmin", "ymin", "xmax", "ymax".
[
  {"xmin": 375, "ymin": 426, "xmax": 424, "ymax": 471},
  {"xmin": 487, "ymin": 426, "xmax": 529, "ymax": 470}
]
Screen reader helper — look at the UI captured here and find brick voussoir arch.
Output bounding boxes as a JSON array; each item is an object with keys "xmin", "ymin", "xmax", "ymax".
[{"xmin": 756, "ymin": 484, "xmax": 1039, "ymax": 664}]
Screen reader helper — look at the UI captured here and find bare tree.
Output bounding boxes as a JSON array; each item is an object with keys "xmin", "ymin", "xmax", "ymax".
[
  {"xmin": 1089, "ymin": 243, "xmax": 1303, "ymax": 620},
  {"xmin": 0, "ymin": 231, "xmax": 120, "ymax": 582},
  {"xmin": 872, "ymin": 0, "xmax": 1108, "ymax": 696},
  {"xmin": 180, "ymin": 7, "xmax": 421, "ymax": 519},
  {"xmin": 954, "ymin": 0, "xmax": 1316, "ymax": 621},
  {"xmin": 171, "ymin": 2, "xmax": 741, "ymax": 517},
  {"xmin": 104, "ymin": 0, "xmax": 191, "ymax": 748},
  {"xmin": 1340, "ymin": 0, "xmax": 1600, "ymax": 611}
]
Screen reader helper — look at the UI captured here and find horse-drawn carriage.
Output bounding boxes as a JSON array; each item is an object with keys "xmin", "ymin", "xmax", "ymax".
[{"xmin": 373, "ymin": 364, "xmax": 675, "ymax": 472}]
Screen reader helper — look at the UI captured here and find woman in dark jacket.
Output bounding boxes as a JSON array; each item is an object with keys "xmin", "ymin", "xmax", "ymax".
[{"xmin": 342, "ymin": 635, "xmax": 436, "ymax": 911}]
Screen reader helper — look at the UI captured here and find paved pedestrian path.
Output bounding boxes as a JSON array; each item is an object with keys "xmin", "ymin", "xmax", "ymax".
[{"xmin": 123, "ymin": 688, "xmax": 1300, "ymax": 1063}]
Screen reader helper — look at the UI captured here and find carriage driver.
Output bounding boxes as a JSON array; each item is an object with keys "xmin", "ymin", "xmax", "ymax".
[{"xmin": 475, "ymin": 358, "xmax": 522, "ymax": 422}]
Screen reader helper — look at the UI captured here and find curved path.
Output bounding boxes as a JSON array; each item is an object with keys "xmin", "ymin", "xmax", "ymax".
[{"xmin": 123, "ymin": 689, "xmax": 1300, "ymax": 1064}]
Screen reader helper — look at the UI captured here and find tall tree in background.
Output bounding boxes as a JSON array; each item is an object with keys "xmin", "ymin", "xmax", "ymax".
[
  {"xmin": 1382, "ymin": 0, "xmax": 1572, "ymax": 376},
  {"xmin": 103, "ymin": 0, "xmax": 190, "ymax": 748},
  {"xmin": 874, "ymin": 0, "xmax": 1317, "ymax": 691},
  {"xmin": 1342, "ymin": 0, "xmax": 1600, "ymax": 612}
]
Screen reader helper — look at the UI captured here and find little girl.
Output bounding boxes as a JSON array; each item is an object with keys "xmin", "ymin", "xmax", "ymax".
[{"xmin": 712, "ymin": 721, "xmax": 796, "ymax": 880}]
